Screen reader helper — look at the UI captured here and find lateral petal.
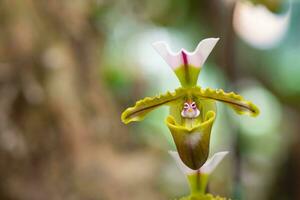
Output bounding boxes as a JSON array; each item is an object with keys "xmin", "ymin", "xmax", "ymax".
[
  {"xmin": 121, "ymin": 88, "xmax": 186, "ymax": 124},
  {"xmin": 191, "ymin": 87, "xmax": 259, "ymax": 117}
]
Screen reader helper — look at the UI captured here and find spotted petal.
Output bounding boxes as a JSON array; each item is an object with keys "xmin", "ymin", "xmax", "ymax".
[
  {"xmin": 121, "ymin": 88, "xmax": 186, "ymax": 124},
  {"xmin": 191, "ymin": 87, "xmax": 259, "ymax": 117},
  {"xmin": 152, "ymin": 38, "xmax": 219, "ymax": 87}
]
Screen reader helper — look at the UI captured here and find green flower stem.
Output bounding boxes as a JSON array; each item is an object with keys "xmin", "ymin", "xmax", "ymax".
[{"xmin": 187, "ymin": 172, "xmax": 209, "ymax": 195}]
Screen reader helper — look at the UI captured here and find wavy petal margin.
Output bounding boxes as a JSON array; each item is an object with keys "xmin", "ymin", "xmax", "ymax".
[
  {"xmin": 121, "ymin": 88, "xmax": 186, "ymax": 124},
  {"xmin": 191, "ymin": 87, "xmax": 259, "ymax": 117}
]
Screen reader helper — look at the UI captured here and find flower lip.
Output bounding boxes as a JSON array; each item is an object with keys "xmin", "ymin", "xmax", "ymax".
[
  {"xmin": 166, "ymin": 110, "xmax": 216, "ymax": 132},
  {"xmin": 166, "ymin": 111, "xmax": 216, "ymax": 170}
]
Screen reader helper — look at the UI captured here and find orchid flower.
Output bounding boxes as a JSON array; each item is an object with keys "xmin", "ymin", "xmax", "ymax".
[
  {"xmin": 170, "ymin": 151, "xmax": 228, "ymax": 199},
  {"xmin": 121, "ymin": 38, "xmax": 259, "ymax": 171}
]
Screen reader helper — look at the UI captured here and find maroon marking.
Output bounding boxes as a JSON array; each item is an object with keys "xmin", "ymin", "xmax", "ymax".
[
  {"xmin": 181, "ymin": 51, "xmax": 190, "ymax": 84},
  {"xmin": 181, "ymin": 51, "xmax": 188, "ymax": 66}
]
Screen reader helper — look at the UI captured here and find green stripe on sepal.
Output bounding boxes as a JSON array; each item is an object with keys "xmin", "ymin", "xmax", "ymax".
[
  {"xmin": 174, "ymin": 66, "xmax": 201, "ymax": 88},
  {"xmin": 165, "ymin": 111, "xmax": 216, "ymax": 170}
]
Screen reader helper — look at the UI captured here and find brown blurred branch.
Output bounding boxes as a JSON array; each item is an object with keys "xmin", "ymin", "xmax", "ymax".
[{"xmin": 0, "ymin": 1, "xmax": 164, "ymax": 200}]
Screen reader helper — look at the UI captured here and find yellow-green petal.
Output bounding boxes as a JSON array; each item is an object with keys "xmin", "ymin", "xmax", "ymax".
[
  {"xmin": 191, "ymin": 87, "xmax": 259, "ymax": 117},
  {"xmin": 121, "ymin": 89, "xmax": 186, "ymax": 124}
]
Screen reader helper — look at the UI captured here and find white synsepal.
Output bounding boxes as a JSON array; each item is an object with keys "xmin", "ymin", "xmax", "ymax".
[
  {"xmin": 169, "ymin": 150, "xmax": 228, "ymax": 175},
  {"xmin": 169, "ymin": 151, "xmax": 197, "ymax": 175},
  {"xmin": 200, "ymin": 151, "xmax": 229, "ymax": 174}
]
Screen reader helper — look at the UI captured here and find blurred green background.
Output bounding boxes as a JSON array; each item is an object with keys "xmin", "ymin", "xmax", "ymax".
[{"xmin": 0, "ymin": 0, "xmax": 299, "ymax": 200}]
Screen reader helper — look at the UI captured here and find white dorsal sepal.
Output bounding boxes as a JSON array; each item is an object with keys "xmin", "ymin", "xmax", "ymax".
[
  {"xmin": 152, "ymin": 38, "xmax": 219, "ymax": 70},
  {"xmin": 190, "ymin": 38, "xmax": 219, "ymax": 67}
]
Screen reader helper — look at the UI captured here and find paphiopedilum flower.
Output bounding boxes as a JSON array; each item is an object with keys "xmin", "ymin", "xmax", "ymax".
[
  {"xmin": 170, "ymin": 151, "xmax": 228, "ymax": 197},
  {"xmin": 121, "ymin": 38, "xmax": 259, "ymax": 170}
]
